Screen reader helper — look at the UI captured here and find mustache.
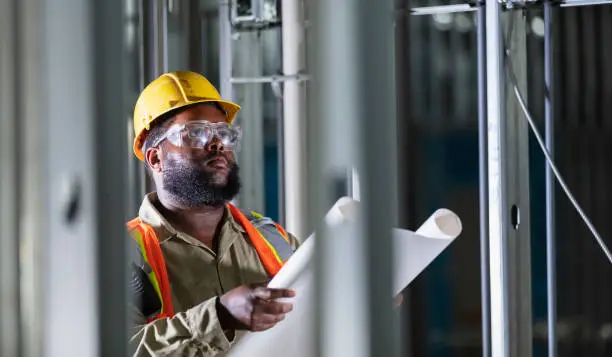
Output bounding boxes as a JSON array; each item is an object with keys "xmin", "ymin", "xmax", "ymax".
[{"xmin": 202, "ymin": 153, "xmax": 233, "ymax": 166}]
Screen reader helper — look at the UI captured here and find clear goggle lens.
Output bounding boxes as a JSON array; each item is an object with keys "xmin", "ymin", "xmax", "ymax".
[{"xmin": 158, "ymin": 121, "xmax": 242, "ymax": 151}]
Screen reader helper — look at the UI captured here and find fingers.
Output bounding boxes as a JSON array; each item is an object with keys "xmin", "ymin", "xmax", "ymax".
[
  {"xmin": 251, "ymin": 310, "xmax": 287, "ymax": 331},
  {"xmin": 252, "ymin": 287, "xmax": 296, "ymax": 301},
  {"xmin": 252, "ymin": 310, "xmax": 287, "ymax": 325},
  {"xmin": 255, "ymin": 300, "xmax": 294, "ymax": 315},
  {"xmin": 251, "ymin": 321, "xmax": 283, "ymax": 332},
  {"xmin": 249, "ymin": 300, "xmax": 293, "ymax": 332}
]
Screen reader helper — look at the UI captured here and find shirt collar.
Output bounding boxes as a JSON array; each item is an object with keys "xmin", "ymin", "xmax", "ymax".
[{"xmin": 138, "ymin": 192, "xmax": 247, "ymax": 244}]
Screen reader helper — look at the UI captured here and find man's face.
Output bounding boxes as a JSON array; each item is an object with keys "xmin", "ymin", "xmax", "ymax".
[{"xmin": 148, "ymin": 104, "xmax": 241, "ymax": 207}]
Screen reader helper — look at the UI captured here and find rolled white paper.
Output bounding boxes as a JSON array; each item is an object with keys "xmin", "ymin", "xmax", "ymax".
[{"xmin": 227, "ymin": 198, "xmax": 462, "ymax": 357}]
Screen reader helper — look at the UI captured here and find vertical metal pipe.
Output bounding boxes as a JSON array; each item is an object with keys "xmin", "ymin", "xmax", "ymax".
[
  {"xmin": 18, "ymin": 0, "xmax": 46, "ymax": 355},
  {"xmin": 308, "ymin": 0, "xmax": 398, "ymax": 356},
  {"xmin": 544, "ymin": 3, "xmax": 557, "ymax": 357},
  {"xmin": 477, "ymin": 5, "xmax": 491, "ymax": 357},
  {"xmin": 219, "ymin": 0, "xmax": 233, "ymax": 99},
  {"xmin": 485, "ymin": 0, "xmax": 509, "ymax": 356},
  {"xmin": 139, "ymin": 0, "xmax": 151, "ymax": 85},
  {"xmin": 275, "ymin": 90, "xmax": 286, "ymax": 225},
  {"xmin": 154, "ymin": 0, "xmax": 168, "ymax": 74},
  {"xmin": 43, "ymin": 0, "xmax": 99, "ymax": 354},
  {"xmin": 0, "ymin": 0, "xmax": 22, "ymax": 355},
  {"xmin": 234, "ymin": 34, "xmax": 266, "ymax": 212},
  {"xmin": 282, "ymin": 0, "xmax": 307, "ymax": 237},
  {"xmin": 187, "ymin": 0, "xmax": 203, "ymax": 72},
  {"xmin": 93, "ymin": 0, "xmax": 130, "ymax": 354},
  {"xmin": 357, "ymin": 0, "xmax": 400, "ymax": 355},
  {"xmin": 308, "ymin": 0, "xmax": 362, "ymax": 355},
  {"xmin": 138, "ymin": 0, "xmax": 161, "ymax": 195}
]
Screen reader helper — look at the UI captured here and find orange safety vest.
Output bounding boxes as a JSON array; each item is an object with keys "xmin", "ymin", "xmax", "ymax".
[{"xmin": 126, "ymin": 203, "xmax": 294, "ymax": 322}]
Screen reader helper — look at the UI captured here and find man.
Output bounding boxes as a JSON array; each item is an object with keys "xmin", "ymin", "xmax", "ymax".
[{"xmin": 128, "ymin": 70, "xmax": 300, "ymax": 356}]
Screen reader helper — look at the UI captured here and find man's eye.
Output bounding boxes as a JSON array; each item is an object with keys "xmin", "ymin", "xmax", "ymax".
[
  {"xmin": 189, "ymin": 127, "xmax": 212, "ymax": 139},
  {"xmin": 167, "ymin": 132, "xmax": 181, "ymax": 141},
  {"xmin": 189, "ymin": 128, "xmax": 204, "ymax": 137}
]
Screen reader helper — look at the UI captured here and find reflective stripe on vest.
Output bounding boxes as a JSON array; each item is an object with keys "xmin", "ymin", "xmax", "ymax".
[
  {"xmin": 127, "ymin": 218, "xmax": 175, "ymax": 322},
  {"xmin": 227, "ymin": 203, "xmax": 293, "ymax": 276},
  {"xmin": 127, "ymin": 204, "xmax": 293, "ymax": 321}
]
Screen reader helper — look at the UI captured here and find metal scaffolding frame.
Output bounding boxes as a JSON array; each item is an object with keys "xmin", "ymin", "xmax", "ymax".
[
  {"xmin": 410, "ymin": 0, "xmax": 612, "ymax": 15},
  {"xmin": 2, "ymin": 1, "xmax": 612, "ymax": 357},
  {"xmin": 218, "ymin": 0, "xmax": 311, "ymax": 236},
  {"xmin": 374, "ymin": 0, "xmax": 612, "ymax": 356},
  {"xmin": 478, "ymin": 1, "xmax": 611, "ymax": 357},
  {"xmin": 215, "ymin": 1, "xmax": 612, "ymax": 357}
]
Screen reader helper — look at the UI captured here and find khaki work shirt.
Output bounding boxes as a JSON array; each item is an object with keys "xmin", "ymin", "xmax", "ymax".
[{"xmin": 130, "ymin": 193, "xmax": 301, "ymax": 357}]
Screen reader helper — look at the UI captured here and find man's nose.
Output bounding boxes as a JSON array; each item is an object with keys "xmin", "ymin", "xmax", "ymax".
[{"xmin": 205, "ymin": 136, "xmax": 225, "ymax": 152}]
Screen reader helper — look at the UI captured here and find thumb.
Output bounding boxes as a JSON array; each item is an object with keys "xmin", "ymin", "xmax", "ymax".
[{"xmin": 251, "ymin": 286, "xmax": 273, "ymax": 300}]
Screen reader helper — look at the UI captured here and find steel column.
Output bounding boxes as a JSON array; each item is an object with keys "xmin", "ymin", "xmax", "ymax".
[
  {"xmin": 282, "ymin": 0, "xmax": 308, "ymax": 237},
  {"xmin": 17, "ymin": 0, "xmax": 46, "ymax": 355},
  {"xmin": 35, "ymin": 0, "xmax": 130, "ymax": 355},
  {"xmin": 309, "ymin": 0, "xmax": 399, "ymax": 356},
  {"xmin": 477, "ymin": 5, "xmax": 491, "ymax": 357},
  {"xmin": 0, "ymin": 0, "xmax": 21, "ymax": 355},
  {"xmin": 138, "ymin": 0, "xmax": 169, "ymax": 195},
  {"xmin": 308, "ymin": 0, "xmax": 355, "ymax": 354},
  {"xmin": 141, "ymin": 0, "xmax": 168, "ymax": 80},
  {"xmin": 234, "ymin": 32, "xmax": 265, "ymax": 212},
  {"xmin": 93, "ymin": 0, "xmax": 131, "ymax": 355},
  {"xmin": 154, "ymin": 0, "xmax": 168, "ymax": 74},
  {"xmin": 486, "ymin": 2, "xmax": 533, "ymax": 357},
  {"xmin": 42, "ymin": 0, "xmax": 100, "ymax": 354},
  {"xmin": 357, "ymin": 0, "xmax": 400, "ymax": 353},
  {"xmin": 544, "ymin": 3, "xmax": 558, "ymax": 357},
  {"xmin": 485, "ymin": 3, "xmax": 510, "ymax": 353},
  {"xmin": 308, "ymin": 0, "xmax": 398, "ymax": 356},
  {"xmin": 219, "ymin": 0, "xmax": 233, "ymax": 100}
]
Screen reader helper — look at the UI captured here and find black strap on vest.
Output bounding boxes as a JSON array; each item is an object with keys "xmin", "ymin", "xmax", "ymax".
[{"xmin": 128, "ymin": 239, "xmax": 162, "ymax": 318}]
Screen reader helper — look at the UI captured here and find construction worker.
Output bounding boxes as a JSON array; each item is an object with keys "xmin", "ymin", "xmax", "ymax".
[{"xmin": 128, "ymin": 70, "xmax": 300, "ymax": 356}]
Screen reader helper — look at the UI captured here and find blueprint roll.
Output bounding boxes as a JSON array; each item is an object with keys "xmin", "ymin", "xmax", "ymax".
[
  {"xmin": 267, "ymin": 196, "xmax": 354, "ymax": 291},
  {"xmin": 227, "ymin": 198, "xmax": 462, "ymax": 357},
  {"xmin": 393, "ymin": 208, "xmax": 462, "ymax": 296}
]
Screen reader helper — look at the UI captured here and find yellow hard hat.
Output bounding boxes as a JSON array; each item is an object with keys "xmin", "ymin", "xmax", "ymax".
[{"xmin": 132, "ymin": 70, "xmax": 241, "ymax": 161}]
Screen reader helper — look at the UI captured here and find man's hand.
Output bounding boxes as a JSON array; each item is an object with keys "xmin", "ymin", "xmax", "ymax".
[{"xmin": 217, "ymin": 284, "xmax": 296, "ymax": 332}]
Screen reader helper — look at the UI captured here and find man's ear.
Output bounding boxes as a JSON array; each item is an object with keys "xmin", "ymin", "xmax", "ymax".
[{"xmin": 145, "ymin": 147, "xmax": 163, "ymax": 173}]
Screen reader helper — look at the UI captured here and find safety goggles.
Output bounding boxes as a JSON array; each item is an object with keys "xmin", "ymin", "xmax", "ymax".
[{"xmin": 153, "ymin": 120, "xmax": 242, "ymax": 151}]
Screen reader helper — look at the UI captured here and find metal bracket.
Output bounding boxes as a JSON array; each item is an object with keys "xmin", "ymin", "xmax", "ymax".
[
  {"xmin": 230, "ymin": 73, "xmax": 310, "ymax": 84},
  {"xmin": 410, "ymin": 2, "xmax": 481, "ymax": 16},
  {"xmin": 230, "ymin": 0, "xmax": 282, "ymax": 31},
  {"xmin": 501, "ymin": 0, "xmax": 540, "ymax": 9},
  {"xmin": 408, "ymin": 0, "xmax": 599, "ymax": 15},
  {"xmin": 559, "ymin": 0, "xmax": 612, "ymax": 6}
]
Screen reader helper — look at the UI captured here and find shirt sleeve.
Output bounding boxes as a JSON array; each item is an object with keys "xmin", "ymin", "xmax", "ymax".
[
  {"xmin": 287, "ymin": 232, "xmax": 302, "ymax": 252},
  {"xmin": 129, "ymin": 297, "xmax": 234, "ymax": 357}
]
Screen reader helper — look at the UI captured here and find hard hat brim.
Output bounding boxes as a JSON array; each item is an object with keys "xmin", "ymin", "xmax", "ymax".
[{"xmin": 133, "ymin": 99, "xmax": 241, "ymax": 162}]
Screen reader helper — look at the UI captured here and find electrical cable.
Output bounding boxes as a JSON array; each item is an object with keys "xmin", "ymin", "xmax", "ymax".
[{"xmin": 505, "ymin": 55, "xmax": 612, "ymax": 264}]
